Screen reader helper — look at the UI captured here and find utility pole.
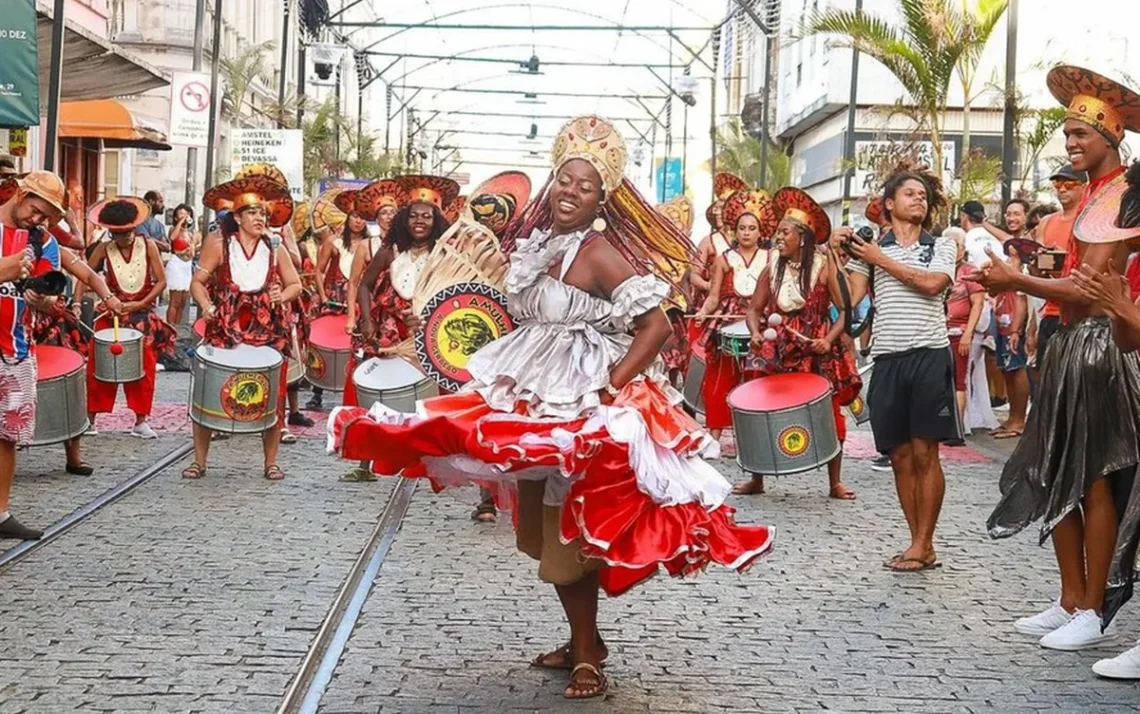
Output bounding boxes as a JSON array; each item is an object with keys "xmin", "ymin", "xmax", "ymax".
[
  {"xmin": 841, "ymin": 0, "xmax": 864, "ymax": 225},
  {"xmin": 42, "ymin": 0, "xmax": 67, "ymax": 172},
  {"xmin": 296, "ymin": 34, "xmax": 307, "ymax": 127},
  {"xmin": 710, "ymin": 29, "xmax": 721, "ymax": 196},
  {"xmin": 277, "ymin": 0, "xmax": 291, "ymax": 128},
  {"xmin": 184, "ymin": 0, "xmax": 207, "ymax": 206},
  {"xmin": 203, "ymin": 0, "xmax": 224, "ymax": 211},
  {"xmin": 1000, "ymin": 0, "xmax": 1019, "ymax": 205}
]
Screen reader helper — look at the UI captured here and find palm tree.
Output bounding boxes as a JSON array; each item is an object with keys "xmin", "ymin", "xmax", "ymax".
[
  {"xmin": 806, "ymin": 0, "xmax": 1008, "ymax": 178},
  {"xmin": 220, "ymin": 41, "xmax": 276, "ymax": 121},
  {"xmin": 714, "ymin": 118, "xmax": 791, "ymax": 191},
  {"xmin": 955, "ymin": 0, "xmax": 1009, "ymax": 156}
]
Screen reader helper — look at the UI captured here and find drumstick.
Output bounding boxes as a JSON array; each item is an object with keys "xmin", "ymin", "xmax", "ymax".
[
  {"xmin": 693, "ymin": 313, "xmax": 747, "ymax": 321},
  {"xmin": 113, "ymin": 314, "xmax": 120, "ymax": 343}
]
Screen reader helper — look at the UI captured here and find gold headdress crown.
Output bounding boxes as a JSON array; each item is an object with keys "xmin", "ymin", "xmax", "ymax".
[
  {"xmin": 722, "ymin": 189, "xmax": 771, "ymax": 231},
  {"xmin": 656, "ymin": 196, "xmax": 694, "ymax": 237},
  {"xmin": 551, "ymin": 115, "xmax": 627, "ymax": 193}
]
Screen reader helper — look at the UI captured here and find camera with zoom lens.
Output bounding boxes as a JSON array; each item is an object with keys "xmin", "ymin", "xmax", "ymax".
[
  {"xmin": 841, "ymin": 226, "xmax": 876, "ymax": 259},
  {"xmin": 14, "ymin": 227, "xmax": 67, "ymax": 297}
]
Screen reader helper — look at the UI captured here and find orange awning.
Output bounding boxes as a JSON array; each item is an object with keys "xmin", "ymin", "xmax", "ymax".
[{"xmin": 58, "ymin": 100, "xmax": 172, "ymax": 151}]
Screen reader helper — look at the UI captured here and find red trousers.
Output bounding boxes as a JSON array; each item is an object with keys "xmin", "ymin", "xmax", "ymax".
[
  {"xmin": 343, "ymin": 353, "xmax": 360, "ymax": 407},
  {"xmin": 87, "ymin": 343, "xmax": 157, "ymax": 417},
  {"xmin": 702, "ymin": 351, "xmax": 743, "ymax": 430}
]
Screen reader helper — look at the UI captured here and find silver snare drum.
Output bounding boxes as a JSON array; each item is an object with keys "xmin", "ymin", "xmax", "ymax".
[
  {"xmin": 286, "ymin": 329, "xmax": 305, "ymax": 386},
  {"xmin": 682, "ymin": 350, "xmax": 706, "ymax": 414},
  {"xmin": 93, "ymin": 327, "xmax": 145, "ymax": 383},
  {"xmin": 728, "ymin": 373, "xmax": 841, "ymax": 476},
  {"xmin": 353, "ymin": 357, "xmax": 439, "ymax": 413},
  {"xmin": 31, "ymin": 346, "xmax": 89, "ymax": 446},
  {"xmin": 845, "ymin": 361, "xmax": 873, "ymax": 425},
  {"xmin": 190, "ymin": 344, "xmax": 283, "ymax": 434}
]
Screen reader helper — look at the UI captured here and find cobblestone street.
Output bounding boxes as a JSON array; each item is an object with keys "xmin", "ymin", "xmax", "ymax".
[{"xmin": 0, "ymin": 374, "xmax": 1137, "ymax": 713}]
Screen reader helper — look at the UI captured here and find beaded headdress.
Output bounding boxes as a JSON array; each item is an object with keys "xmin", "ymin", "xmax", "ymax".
[
  {"xmin": 551, "ymin": 115, "xmax": 627, "ymax": 194},
  {"xmin": 1048, "ymin": 65, "xmax": 1140, "ymax": 147}
]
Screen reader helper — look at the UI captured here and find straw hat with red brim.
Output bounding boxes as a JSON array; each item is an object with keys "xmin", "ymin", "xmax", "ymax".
[
  {"xmin": 354, "ymin": 179, "xmax": 404, "ymax": 220},
  {"xmin": 204, "ymin": 175, "xmax": 294, "ymax": 228},
  {"xmin": 706, "ymin": 171, "xmax": 748, "ymax": 226},
  {"xmin": 722, "ymin": 189, "xmax": 771, "ymax": 233},
  {"xmin": 87, "ymin": 196, "xmax": 152, "ymax": 233},
  {"xmin": 758, "ymin": 187, "xmax": 832, "ymax": 244}
]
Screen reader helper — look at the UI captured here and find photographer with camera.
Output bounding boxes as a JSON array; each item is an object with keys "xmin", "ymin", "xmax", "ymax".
[
  {"xmin": 832, "ymin": 170, "xmax": 961, "ymax": 573},
  {"xmin": 0, "ymin": 172, "xmax": 123, "ymax": 540}
]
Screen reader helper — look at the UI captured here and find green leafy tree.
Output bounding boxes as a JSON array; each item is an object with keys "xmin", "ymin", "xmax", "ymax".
[
  {"xmin": 220, "ymin": 41, "xmax": 276, "ymax": 121},
  {"xmin": 806, "ymin": 0, "xmax": 1008, "ymax": 178},
  {"xmin": 714, "ymin": 118, "xmax": 790, "ymax": 191}
]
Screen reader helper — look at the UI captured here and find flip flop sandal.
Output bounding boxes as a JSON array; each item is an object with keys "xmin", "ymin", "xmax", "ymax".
[
  {"xmin": 993, "ymin": 429, "xmax": 1023, "ymax": 440},
  {"xmin": 887, "ymin": 557, "xmax": 943, "ymax": 573},
  {"xmin": 530, "ymin": 644, "xmax": 609, "ymax": 671},
  {"xmin": 264, "ymin": 465, "xmax": 285, "ymax": 481},
  {"xmin": 181, "ymin": 463, "xmax": 206, "ymax": 480},
  {"xmin": 565, "ymin": 663, "xmax": 608, "ymax": 700},
  {"xmin": 280, "ymin": 430, "xmax": 298, "ymax": 444}
]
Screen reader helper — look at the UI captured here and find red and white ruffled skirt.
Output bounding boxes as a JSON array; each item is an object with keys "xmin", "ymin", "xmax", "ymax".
[{"xmin": 327, "ymin": 381, "xmax": 774, "ymax": 596}]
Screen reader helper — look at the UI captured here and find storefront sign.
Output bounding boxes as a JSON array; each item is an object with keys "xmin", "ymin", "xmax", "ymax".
[
  {"xmin": 168, "ymin": 71, "xmax": 211, "ymax": 147},
  {"xmin": 230, "ymin": 129, "xmax": 304, "ymax": 199},
  {"xmin": 8, "ymin": 127, "xmax": 27, "ymax": 157},
  {"xmin": 0, "ymin": 0, "xmax": 40, "ymax": 128}
]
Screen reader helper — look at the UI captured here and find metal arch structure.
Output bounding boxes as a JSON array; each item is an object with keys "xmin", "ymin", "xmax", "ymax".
[{"xmin": 332, "ymin": 3, "xmax": 714, "ymax": 70}]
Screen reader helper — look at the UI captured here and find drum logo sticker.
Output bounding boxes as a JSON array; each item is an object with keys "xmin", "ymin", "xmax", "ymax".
[
  {"xmin": 415, "ymin": 282, "xmax": 515, "ymax": 393},
  {"xmin": 849, "ymin": 397, "xmax": 865, "ymax": 417},
  {"xmin": 777, "ymin": 425, "xmax": 811, "ymax": 458},
  {"xmin": 307, "ymin": 349, "xmax": 326, "ymax": 380},
  {"xmin": 220, "ymin": 372, "xmax": 272, "ymax": 421}
]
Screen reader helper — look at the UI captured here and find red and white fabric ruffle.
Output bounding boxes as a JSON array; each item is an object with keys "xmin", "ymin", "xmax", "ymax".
[{"xmin": 328, "ymin": 381, "xmax": 774, "ymax": 597}]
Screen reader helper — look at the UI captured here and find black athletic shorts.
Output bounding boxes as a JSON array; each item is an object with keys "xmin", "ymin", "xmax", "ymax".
[{"xmin": 867, "ymin": 346, "xmax": 963, "ymax": 454}]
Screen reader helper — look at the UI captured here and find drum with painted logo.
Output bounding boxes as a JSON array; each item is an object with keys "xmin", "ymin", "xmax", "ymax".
[
  {"xmin": 306, "ymin": 314, "xmax": 351, "ymax": 391},
  {"xmin": 845, "ymin": 361, "xmax": 873, "ymax": 425},
  {"xmin": 190, "ymin": 343, "xmax": 283, "ymax": 434},
  {"xmin": 92, "ymin": 327, "xmax": 145, "ymax": 383},
  {"xmin": 682, "ymin": 335, "xmax": 706, "ymax": 414},
  {"xmin": 352, "ymin": 357, "xmax": 439, "ymax": 413},
  {"xmin": 728, "ymin": 373, "xmax": 840, "ymax": 476},
  {"xmin": 31, "ymin": 346, "xmax": 89, "ymax": 446},
  {"xmin": 718, "ymin": 320, "xmax": 752, "ymax": 358}
]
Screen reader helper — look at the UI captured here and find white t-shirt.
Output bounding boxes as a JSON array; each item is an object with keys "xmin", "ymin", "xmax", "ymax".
[{"xmin": 964, "ymin": 227, "xmax": 1007, "ymax": 267}]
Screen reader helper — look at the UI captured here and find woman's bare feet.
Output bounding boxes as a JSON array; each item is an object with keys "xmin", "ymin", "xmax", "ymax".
[
  {"xmin": 829, "ymin": 483, "xmax": 856, "ymax": 500},
  {"xmin": 732, "ymin": 476, "xmax": 765, "ymax": 495}
]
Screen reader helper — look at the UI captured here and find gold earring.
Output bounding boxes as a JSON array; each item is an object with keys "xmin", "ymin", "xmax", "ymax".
[{"xmin": 592, "ymin": 208, "xmax": 607, "ymax": 233}]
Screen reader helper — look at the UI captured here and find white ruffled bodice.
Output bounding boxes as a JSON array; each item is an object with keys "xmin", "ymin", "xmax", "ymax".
[{"xmin": 466, "ymin": 228, "xmax": 677, "ymax": 419}]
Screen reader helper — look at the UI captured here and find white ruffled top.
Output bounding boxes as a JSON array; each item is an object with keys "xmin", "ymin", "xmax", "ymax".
[{"xmin": 466, "ymin": 228, "xmax": 677, "ymax": 419}]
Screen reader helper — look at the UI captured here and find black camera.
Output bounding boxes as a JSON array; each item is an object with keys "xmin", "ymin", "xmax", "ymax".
[
  {"xmin": 855, "ymin": 226, "xmax": 875, "ymax": 242},
  {"xmin": 14, "ymin": 227, "xmax": 67, "ymax": 297},
  {"xmin": 841, "ymin": 226, "xmax": 874, "ymax": 259}
]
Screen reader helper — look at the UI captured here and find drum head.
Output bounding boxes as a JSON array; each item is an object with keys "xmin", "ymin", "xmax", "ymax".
[
  {"xmin": 728, "ymin": 373, "xmax": 832, "ymax": 411},
  {"xmin": 193, "ymin": 318, "xmax": 206, "ymax": 339},
  {"xmin": 354, "ymin": 357, "xmax": 425, "ymax": 390},
  {"xmin": 719, "ymin": 320, "xmax": 750, "ymax": 337},
  {"xmin": 310, "ymin": 314, "xmax": 351, "ymax": 350},
  {"xmin": 36, "ymin": 345, "xmax": 85, "ymax": 379},
  {"xmin": 414, "ymin": 282, "xmax": 515, "ymax": 393},
  {"xmin": 198, "ymin": 343, "xmax": 283, "ymax": 369},
  {"xmin": 94, "ymin": 327, "xmax": 143, "ymax": 342}
]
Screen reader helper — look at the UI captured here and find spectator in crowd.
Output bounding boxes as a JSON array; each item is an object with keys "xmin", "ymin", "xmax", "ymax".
[
  {"xmin": 165, "ymin": 204, "xmax": 199, "ymax": 327},
  {"xmin": 944, "ymin": 227, "xmax": 986, "ymax": 425},
  {"xmin": 959, "ymin": 201, "xmax": 1009, "ymax": 408},
  {"xmin": 834, "ymin": 169, "xmax": 960, "ymax": 572},
  {"xmin": 138, "ymin": 190, "xmax": 170, "ymax": 252}
]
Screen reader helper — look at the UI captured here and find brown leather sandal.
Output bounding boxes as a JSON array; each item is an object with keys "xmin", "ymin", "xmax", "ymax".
[
  {"xmin": 264, "ymin": 465, "xmax": 285, "ymax": 481},
  {"xmin": 565, "ymin": 663, "xmax": 608, "ymax": 700},
  {"xmin": 181, "ymin": 463, "xmax": 206, "ymax": 480}
]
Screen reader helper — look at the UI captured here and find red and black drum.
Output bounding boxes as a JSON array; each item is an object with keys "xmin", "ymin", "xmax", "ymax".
[{"xmin": 727, "ymin": 373, "xmax": 840, "ymax": 475}]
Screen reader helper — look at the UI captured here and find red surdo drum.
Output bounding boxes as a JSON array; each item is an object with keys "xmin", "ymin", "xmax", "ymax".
[
  {"xmin": 727, "ymin": 373, "xmax": 840, "ymax": 476},
  {"xmin": 31, "ymin": 346, "xmax": 89, "ymax": 446},
  {"xmin": 193, "ymin": 317, "xmax": 206, "ymax": 340},
  {"xmin": 306, "ymin": 314, "xmax": 351, "ymax": 391}
]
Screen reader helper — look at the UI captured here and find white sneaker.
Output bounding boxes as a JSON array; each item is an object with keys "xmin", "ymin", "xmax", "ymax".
[
  {"xmin": 1039, "ymin": 609, "xmax": 1115, "ymax": 651},
  {"xmin": 1015, "ymin": 601, "xmax": 1074, "ymax": 636},
  {"xmin": 131, "ymin": 423, "xmax": 158, "ymax": 440},
  {"xmin": 1093, "ymin": 642, "xmax": 1140, "ymax": 679},
  {"xmin": 155, "ymin": 363, "xmax": 165, "ymax": 372}
]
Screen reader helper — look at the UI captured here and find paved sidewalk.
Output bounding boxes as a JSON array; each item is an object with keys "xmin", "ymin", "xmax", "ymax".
[{"xmin": 318, "ymin": 455, "xmax": 1140, "ymax": 714}]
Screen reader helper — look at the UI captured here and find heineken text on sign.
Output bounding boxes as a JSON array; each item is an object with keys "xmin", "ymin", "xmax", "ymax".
[
  {"xmin": 230, "ymin": 129, "xmax": 304, "ymax": 199},
  {"xmin": 0, "ymin": 0, "xmax": 40, "ymax": 128}
]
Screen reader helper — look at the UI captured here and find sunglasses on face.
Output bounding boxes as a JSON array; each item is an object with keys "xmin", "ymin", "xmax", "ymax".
[{"xmin": 1052, "ymin": 180, "xmax": 1082, "ymax": 190}]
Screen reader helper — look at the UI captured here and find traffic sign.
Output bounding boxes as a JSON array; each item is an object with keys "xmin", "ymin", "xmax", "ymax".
[{"xmin": 168, "ymin": 71, "xmax": 211, "ymax": 147}]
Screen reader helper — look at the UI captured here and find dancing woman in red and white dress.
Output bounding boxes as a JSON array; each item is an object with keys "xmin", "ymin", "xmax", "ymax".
[{"xmin": 328, "ymin": 115, "xmax": 772, "ymax": 699}]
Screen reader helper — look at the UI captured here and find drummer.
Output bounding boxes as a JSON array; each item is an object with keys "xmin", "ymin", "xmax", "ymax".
[
  {"xmin": 344, "ymin": 179, "xmax": 402, "ymax": 339},
  {"xmin": 739, "ymin": 188, "xmax": 862, "ymax": 499},
  {"xmin": 77, "ymin": 197, "xmax": 177, "ymax": 439},
  {"xmin": 187, "ymin": 175, "xmax": 303, "ymax": 481},
  {"xmin": 690, "ymin": 172, "xmax": 747, "ymax": 309},
  {"xmin": 693, "ymin": 188, "xmax": 770, "ymax": 451},
  {"xmin": 342, "ymin": 175, "xmax": 456, "ymax": 481},
  {"xmin": 0, "ymin": 171, "xmax": 124, "ymax": 538}
]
